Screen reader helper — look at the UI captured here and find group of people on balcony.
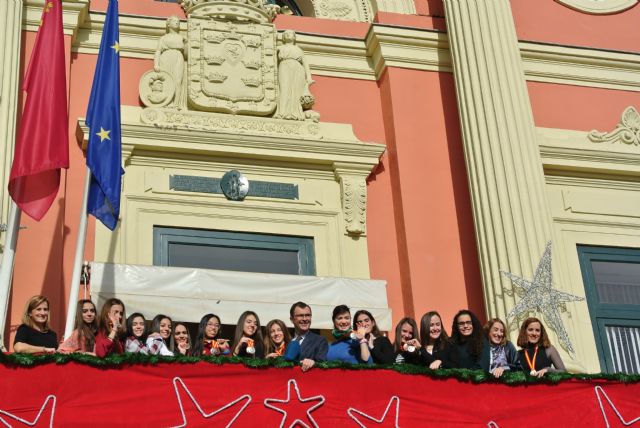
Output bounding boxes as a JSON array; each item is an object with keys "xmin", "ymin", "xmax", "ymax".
[{"xmin": 11, "ymin": 295, "xmax": 566, "ymax": 378}]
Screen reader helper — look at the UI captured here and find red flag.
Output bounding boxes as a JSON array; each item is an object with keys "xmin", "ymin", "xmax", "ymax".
[{"xmin": 8, "ymin": 0, "xmax": 69, "ymax": 220}]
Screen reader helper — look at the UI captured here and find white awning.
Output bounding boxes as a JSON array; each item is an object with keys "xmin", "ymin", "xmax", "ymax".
[{"xmin": 90, "ymin": 262, "xmax": 391, "ymax": 330}]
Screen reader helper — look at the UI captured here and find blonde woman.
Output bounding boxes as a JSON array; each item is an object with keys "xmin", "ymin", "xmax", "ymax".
[{"xmin": 13, "ymin": 295, "xmax": 58, "ymax": 353}]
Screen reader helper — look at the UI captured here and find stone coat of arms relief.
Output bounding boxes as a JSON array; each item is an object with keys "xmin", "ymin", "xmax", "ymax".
[{"xmin": 139, "ymin": 0, "xmax": 319, "ymax": 124}]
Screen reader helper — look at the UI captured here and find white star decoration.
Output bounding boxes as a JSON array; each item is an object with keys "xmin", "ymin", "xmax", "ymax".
[
  {"xmin": 502, "ymin": 241, "xmax": 584, "ymax": 354},
  {"xmin": 347, "ymin": 395, "xmax": 400, "ymax": 427},
  {"xmin": 170, "ymin": 377, "xmax": 252, "ymax": 428},
  {"xmin": 0, "ymin": 395, "xmax": 56, "ymax": 428},
  {"xmin": 487, "ymin": 422, "xmax": 500, "ymax": 428},
  {"xmin": 595, "ymin": 386, "xmax": 640, "ymax": 427},
  {"xmin": 263, "ymin": 379, "xmax": 325, "ymax": 428}
]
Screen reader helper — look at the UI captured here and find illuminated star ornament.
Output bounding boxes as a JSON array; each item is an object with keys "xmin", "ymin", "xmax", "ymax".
[
  {"xmin": 347, "ymin": 396, "xmax": 400, "ymax": 427},
  {"xmin": 264, "ymin": 379, "xmax": 325, "ymax": 428},
  {"xmin": 170, "ymin": 377, "xmax": 251, "ymax": 428},
  {"xmin": 595, "ymin": 386, "xmax": 640, "ymax": 427},
  {"xmin": 502, "ymin": 241, "xmax": 584, "ymax": 354},
  {"xmin": 0, "ymin": 394, "xmax": 56, "ymax": 427}
]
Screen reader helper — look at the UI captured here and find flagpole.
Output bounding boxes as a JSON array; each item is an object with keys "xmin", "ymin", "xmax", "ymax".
[
  {"xmin": 0, "ymin": 201, "xmax": 22, "ymax": 349},
  {"xmin": 64, "ymin": 167, "xmax": 91, "ymax": 339}
]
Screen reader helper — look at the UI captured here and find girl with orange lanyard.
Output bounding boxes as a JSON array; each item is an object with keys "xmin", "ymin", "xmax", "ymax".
[
  {"xmin": 264, "ymin": 319, "xmax": 291, "ymax": 358},
  {"xmin": 517, "ymin": 317, "xmax": 566, "ymax": 378},
  {"xmin": 192, "ymin": 313, "xmax": 230, "ymax": 356}
]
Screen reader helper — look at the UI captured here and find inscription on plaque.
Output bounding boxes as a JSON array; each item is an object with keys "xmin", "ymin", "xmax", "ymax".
[{"xmin": 170, "ymin": 175, "xmax": 299, "ymax": 200}]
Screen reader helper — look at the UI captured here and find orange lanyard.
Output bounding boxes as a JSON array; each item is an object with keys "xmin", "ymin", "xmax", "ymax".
[
  {"xmin": 275, "ymin": 343, "xmax": 285, "ymax": 356},
  {"xmin": 524, "ymin": 345, "xmax": 539, "ymax": 371}
]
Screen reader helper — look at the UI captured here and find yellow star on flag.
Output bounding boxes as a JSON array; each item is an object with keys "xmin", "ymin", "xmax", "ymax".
[
  {"xmin": 111, "ymin": 41, "xmax": 120, "ymax": 54},
  {"xmin": 96, "ymin": 127, "xmax": 111, "ymax": 142}
]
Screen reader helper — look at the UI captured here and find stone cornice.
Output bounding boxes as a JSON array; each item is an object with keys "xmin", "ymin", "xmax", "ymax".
[
  {"xmin": 23, "ymin": 0, "xmax": 89, "ymax": 42},
  {"xmin": 33, "ymin": 10, "xmax": 640, "ymax": 91}
]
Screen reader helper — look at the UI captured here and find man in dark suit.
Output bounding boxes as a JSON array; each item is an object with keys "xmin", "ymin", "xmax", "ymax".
[{"xmin": 285, "ymin": 301, "xmax": 328, "ymax": 372}]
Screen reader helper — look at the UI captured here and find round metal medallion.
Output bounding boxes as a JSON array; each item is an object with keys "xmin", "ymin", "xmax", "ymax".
[{"xmin": 220, "ymin": 170, "xmax": 249, "ymax": 201}]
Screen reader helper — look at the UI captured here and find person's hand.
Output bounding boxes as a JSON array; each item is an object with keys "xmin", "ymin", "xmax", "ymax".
[
  {"xmin": 300, "ymin": 358, "xmax": 315, "ymax": 372},
  {"xmin": 492, "ymin": 367, "xmax": 505, "ymax": 378},
  {"xmin": 42, "ymin": 347, "xmax": 56, "ymax": 354},
  {"xmin": 429, "ymin": 360, "xmax": 442, "ymax": 370},
  {"xmin": 218, "ymin": 339, "xmax": 230, "ymax": 351},
  {"xmin": 266, "ymin": 352, "xmax": 279, "ymax": 359},
  {"xmin": 354, "ymin": 328, "xmax": 367, "ymax": 340},
  {"xmin": 109, "ymin": 314, "xmax": 121, "ymax": 333},
  {"xmin": 536, "ymin": 368, "xmax": 548, "ymax": 378},
  {"xmin": 234, "ymin": 337, "xmax": 250, "ymax": 355},
  {"xmin": 178, "ymin": 342, "xmax": 190, "ymax": 354},
  {"xmin": 408, "ymin": 338, "xmax": 421, "ymax": 349}
]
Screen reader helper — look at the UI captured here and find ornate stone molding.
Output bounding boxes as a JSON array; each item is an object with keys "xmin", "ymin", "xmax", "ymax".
[
  {"xmin": 313, "ymin": 0, "xmax": 374, "ymax": 22},
  {"xmin": 333, "ymin": 164, "xmax": 370, "ymax": 235},
  {"xmin": 555, "ymin": 0, "xmax": 638, "ymax": 14},
  {"xmin": 588, "ymin": 106, "xmax": 640, "ymax": 147}
]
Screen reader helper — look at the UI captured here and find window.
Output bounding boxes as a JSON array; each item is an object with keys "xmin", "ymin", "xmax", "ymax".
[
  {"xmin": 578, "ymin": 246, "xmax": 640, "ymax": 374},
  {"xmin": 153, "ymin": 227, "xmax": 316, "ymax": 275}
]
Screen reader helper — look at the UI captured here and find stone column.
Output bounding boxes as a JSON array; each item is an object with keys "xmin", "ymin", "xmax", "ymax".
[
  {"xmin": 0, "ymin": 0, "xmax": 23, "ymax": 238},
  {"xmin": 441, "ymin": 0, "xmax": 554, "ymax": 320}
]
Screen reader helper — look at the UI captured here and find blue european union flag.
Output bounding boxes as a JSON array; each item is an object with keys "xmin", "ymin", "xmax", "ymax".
[{"xmin": 86, "ymin": 0, "xmax": 122, "ymax": 230}]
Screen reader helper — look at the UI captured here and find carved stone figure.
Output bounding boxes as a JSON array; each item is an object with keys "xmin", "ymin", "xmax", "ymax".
[
  {"xmin": 155, "ymin": 16, "xmax": 188, "ymax": 109},
  {"xmin": 274, "ymin": 30, "xmax": 315, "ymax": 121}
]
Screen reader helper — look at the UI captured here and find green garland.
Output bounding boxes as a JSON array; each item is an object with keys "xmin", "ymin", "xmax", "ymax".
[{"xmin": 1, "ymin": 352, "xmax": 638, "ymax": 385}]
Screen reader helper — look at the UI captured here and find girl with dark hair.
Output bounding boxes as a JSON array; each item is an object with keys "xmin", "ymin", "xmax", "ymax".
[
  {"xmin": 447, "ymin": 309, "xmax": 486, "ymax": 369},
  {"xmin": 192, "ymin": 314, "xmax": 230, "ymax": 356},
  {"xmin": 233, "ymin": 311, "xmax": 265, "ymax": 358},
  {"xmin": 171, "ymin": 322, "xmax": 192, "ymax": 356},
  {"xmin": 479, "ymin": 318, "xmax": 519, "ymax": 378},
  {"xmin": 419, "ymin": 311, "xmax": 449, "ymax": 369},
  {"xmin": 264, "ymin": 319, "xmax": 291, "ymax": 358},
  {"xmin": 13, "ymin": 295, "xmax": 58, "ymax": 354},
  {"xmin": 59, "ymin": 299, "xmax": 98, "ymax": 355},
  {"xmin": 354, "ymin": 310, "xmax": 394, "ymax": 364},
  {"xmin": 95, "ymin": 298, "xmax": 126, "ymax": 357},
  {"xmin": 124, "ymin": 313, "xmax": 149, "ymax": 354},
  {"xmin": 392, "ymin": 317, "xmax": 422, "ymax": 364},
  {"xmin": 516, "ymin": 317, "xmax": 565, "ymax": 378},
  {"xmin": 327, "ymin": 305, "xmax": 372, "ymax": 364},
  {"xmin": 146, "ymin": 314, "xmax": 174, "ymax": 356}
]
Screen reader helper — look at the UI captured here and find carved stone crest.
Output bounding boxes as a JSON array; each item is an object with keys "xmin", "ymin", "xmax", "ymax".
[{"xmin": 188, "ymin": 20, "xmax": 277, "ymax": 116}]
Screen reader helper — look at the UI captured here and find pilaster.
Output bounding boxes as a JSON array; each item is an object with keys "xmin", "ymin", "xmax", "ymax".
[
  {"xmin": 0, "ymin": 0, "xmax": 23, "ymax": 247},
  {"xmin": 442, "ymin": 0, "xmax": 556, "ymax": 321}
]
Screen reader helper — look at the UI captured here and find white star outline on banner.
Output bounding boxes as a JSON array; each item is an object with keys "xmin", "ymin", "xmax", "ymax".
[
  {"xmin": 263, "ymin": 379, "xmax": 325, "ymax": 428},
  {"xmin": 595, "ymin": 386, "xmax": 640, "ymax": 427},
  {"xmin": 501, "ymin": 241, "xmax": 584, "ymax": 354},
  {"xmin": 0, "ymin": 395, "xmax": 56, "ymax": 428},
  {"xmin": 170, "ymin": 377, "xmax": 252, "ymax": 428},
  {"xmin": 347, "ymin": 395, "xmax": 400, "ymax": 427}
]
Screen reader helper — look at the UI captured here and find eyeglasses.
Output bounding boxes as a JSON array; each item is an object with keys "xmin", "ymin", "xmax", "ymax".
[
  {"xmin": 355, "ymin": 318, "xmax": 371, "ymax": 325},
  {"xmin": 206, "ymin": 322, "xmax": 220, "ymax": 328},
  {"xmin": 457, "ymin": 321, "xmax": 473, "ymax": 326}
]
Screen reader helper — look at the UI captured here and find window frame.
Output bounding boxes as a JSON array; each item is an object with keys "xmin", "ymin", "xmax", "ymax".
[
  {"xmin": 153, "ymin": 226, "xmax": 316, "ymax": 275},
  {"xmin": 577, "ymin": 245, "xmax": 640, "ymax": 373}
]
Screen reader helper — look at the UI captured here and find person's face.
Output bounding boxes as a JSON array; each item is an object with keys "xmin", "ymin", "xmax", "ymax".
[
  {"xmin": 132, "ymin": 316, "xmax": 145, "ymax": 338},
  {"xmin": 355, "ymin": 313, "xmax": 373, "ymax": 333},
  {"xmin": 204, "ymin": 317, "xmax": 220, "ymax": 339},
  {"xmin": 284, "ymin": 31, "xmax": 295, "ymax": 43},
  {"xmin": 400, "ymin": 322, "xmax": 413, "ymax": 343},
  {"xmin": 159, "ymin": 318, "xmax": 172, "ymax": 340},
  {"xmin": 243, "ymin": 315, "xmax": 258, "ymax": 337},
  {"xmin": 168, "ymin": 17, "xmax": 179, "ymax": 31},
  {"xmin": 109, "ymin": 304, "xmax": 124, "ymax": 325},
  {"xmin": 526, "ymin": 322, "xmax": 542, "ymax": 344},
  {"xmin": 30, "ymin": 302, "xmax": 49, "ymax": 326},
  {"xmin": 174, "ymin": 324, "xmax": 188, "ymax": 344},
  {"xmin": 269, "ymin": 323, "xmax": 284, "ymax": 346},
  {"xmin": 291, "ymin": 306, "xmax": 312, "ymax": 334},
  {"xmin": 82, "ymin": 303, "xmax": 96, "ymax": 324},
  {"xmin": 333, "ymin": 312, "xmax": 351, "ymax": 332},
  {"xmin": 489, "ymin": 322, "xmax": 505, "ymax": 345},
  {"xmin": 457, "ymin": 314, "xmax": 473, "ymax": 337},
  {"xmin": 429, "ymin": 315, "xmax": 442, "ymax": 340}
]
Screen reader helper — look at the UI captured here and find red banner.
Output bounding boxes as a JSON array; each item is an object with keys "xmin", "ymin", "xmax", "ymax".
[{"xmin": 0, "ymin": 362, "xmax": 638, "ymax": 427}]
